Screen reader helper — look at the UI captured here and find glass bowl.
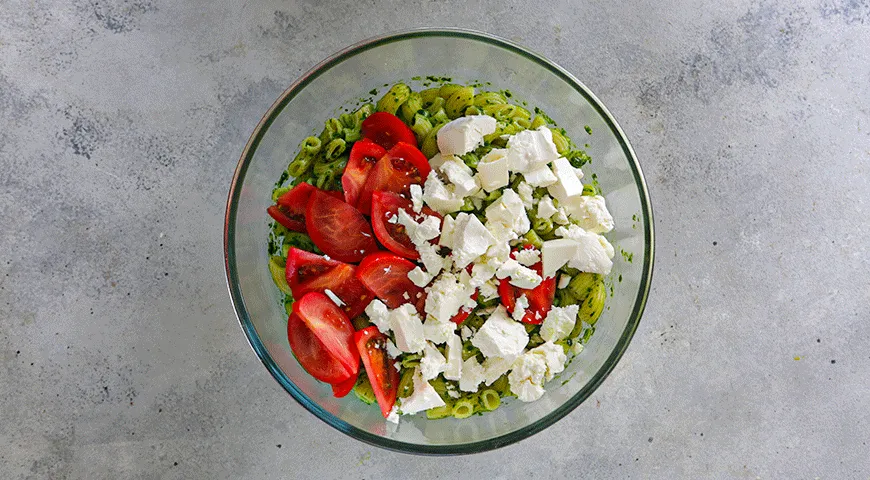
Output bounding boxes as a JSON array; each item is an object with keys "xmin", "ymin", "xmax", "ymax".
[{"xmin": 224, "ymin": 29, "xmax": 654, "ymax": 454}]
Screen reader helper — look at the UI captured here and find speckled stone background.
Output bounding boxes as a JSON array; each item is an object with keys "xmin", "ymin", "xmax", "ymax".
[{"xmin": 1, "ymin": 0, "xmax": 868, "ymax": 478}]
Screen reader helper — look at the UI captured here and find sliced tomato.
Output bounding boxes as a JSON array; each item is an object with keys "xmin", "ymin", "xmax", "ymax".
[
  {"xmin": 267, "ymin": 205, "xmax": 304, "ymax": 232},
  {"xmin": 331, "ymin": 371, "xmax": 358, "ymax": 398},
  {"xmin": 354, "ymin": 326, "xmax": 399, "ymax": 418},
  {"xmin": 306, "ymin": 190, "xmax": 379, "ymax": 263},
  {"xmin": 342, "ymin": 139, "xmax": 386, "ymax": 206},
  {"xmin": 360, "ymin": 112, "xmax": 417, "ymax": 150},
  {"xmin": 356, "ymin": 252, "xmax": 426, "ymax": 310},
  {"xmin": 285, "ymin": 248, "xmax": 373, "ymax": 318},
  {"xmin": 355, "ymin": 142, "xmax": 432, "ymax": 215},
  {"xmin": 370, "ymin": 190, "xmax": 442, "ymax": 260},
  {"xmin": 287, "ymin": 313, "xmax": 354, "ymax": 384},
  {"xmin": 292, "ymin": 292, "xmax": 359, "ymax": 379},
  {"xmin": 498, "ymin": 247, "xmax": 556, "ymax": 324},
  {"xmin": 450, "ymin": 291, "xmax": 479, "ymax": 324}
]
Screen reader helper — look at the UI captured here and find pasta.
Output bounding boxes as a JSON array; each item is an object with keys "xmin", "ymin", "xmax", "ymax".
[{"xmin": 376, "ymin": 83, "xmax": 411, "ymax": 115}]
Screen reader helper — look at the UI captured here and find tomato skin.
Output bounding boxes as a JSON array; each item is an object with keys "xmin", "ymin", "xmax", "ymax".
[
  {"xmin": 354, "ymin": 326, "xmax": 399, "ymax": 418},
  {"xmin": 287, "ymin": 313, "xmax": 354, "ymax": 384},
  {"xmin": 370, "ymin": 191, "xmax": 442, "ymax": 260},
  {"xmin": 342, "ymin": 140, "xmax": 386, "ymax": 207},
  {"xmin": 361, "ymin": 112, "xmax": 418, "ymax": 150},
  {"xmin": 356, "ymin": 252, "xmax": 426, "ymax": 311},
  {"xmin": 331, "ymin": 371, "xmax": 358, "ymax": 398},
  {"xmin": 293, "ymin": 292, "xmax": 359, "ymax": 378},
  {"xmin": 285, "ymin": 248, "xmax": 373, "ymax": 319},
  {"xmin": 355, "ymin": 142, "xmax": 431, "ymax": 215},
  {"xmin": 498, "ymin": 248, "xmax": 556, "ymax": 324},
  {"xmin": 267, "ymin": 205, "xmax": 305, "ymax": 232},
  {"xmin": 306, "ymin": 190, "xmax": 379, "ymax": 263}
]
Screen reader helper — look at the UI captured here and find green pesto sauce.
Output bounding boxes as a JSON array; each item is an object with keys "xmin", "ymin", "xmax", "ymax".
[
  {"xmin": 584, "ymin": 125, "xmax": 593, "ymax": 135},
  {"xmin": 620, "ymin": 248, "xmax": 634, "ymax": 263}
]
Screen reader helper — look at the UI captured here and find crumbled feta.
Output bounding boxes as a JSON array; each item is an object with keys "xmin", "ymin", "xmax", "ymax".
[
  {"xmin": 390, "ymin": 304, "xmax": 426, "ymax": 353},
  {"xmin": 509, "ymin": 353, "xmax": 547, "ymax": 402},
  {"xmin": 443, "ymin": 334, "xmax": 463, "ymax": 380},
  {"xmin": 552, "ymin": 207, "xmax": 570, "ymax": 225},
  {"xmin": 420, "ymin": 342, "xmax": 447, "ymax": 380},
  {"xmin": 477, "ymin": 148, "xmax": 509, "ymax": 191},
  {"xmin": 447, "ymin": 389, "xmax": 461, "ymax": 399},
  {"xmin": 557, "ymin": 273, "xmax": 571, "ymax": 289},
  {"xmin": 516, "ymin": 181, "xmax": 535, "ymax": 208},
  {"xmin": 547, "ymin": 157, "xmax": 585, "ymax": 201},
  {"xmin": 514, "ymin": 248, "xmax": 541, "ymax": 267},
  {"xmin": 440, "ymin": 158, "xmax": 480, "ymax": 196},
  {"xmin": 365, "ymin": 299, "xmax": 391, "ymax": 334},
  {"xmin": 386, "ymin": 339, "xmax": 401, "ymax": 359},
  {"xmin": 439, "ymin": 214, "xmax": 456, "ymax": 249},
  {"xmin": 397, "ymin": 209, "xmax": 440, "ymax": 246},
  {"xmin": 409, "ymin": 184, "xmax": 424, "ymax": 213},
  {"xmin": 509, "ymin": 264, "xmax": 543, "ymax": 289},
  {"xmin": 451, "ymin": 213, "xmax": 496, "ymax": 268},
  {"xmin": 478, "ymin": 279, "xmax": 499, "ymax": 300},
  {"xmin": 422, "ymin": 174, "xmax": 464, "ymax": 214},
  {"xmin": 541, "ymin": 238, "xmax": 579, "ymax": 278},
  {"xmin": 460, "ymin": 326, "xmax": 474, "ymax": 342},
  {"xmin": 408, "ymin": 266, "xmax": 435, "ymax": 287},
  {"xmin": 523, "ymin": 165, "xmax": 557, "ymax": 188},
  {"xmin": 417, "ymin": 242, "xmax": 446, "ymax": 278},
  {"xmin": 424, "ymin": 273, "xmax": 476, "ymax": 323},
  {"xmin": 323, "ymin": 289, "xmax": 345, "ymax": 307},
  {"xmin": 386, "ymin": 405, "xmax": 400, "ymax": 424},
  {"xmin": 400, "ymin": 369, "xmax": 446, "ymax": 414},
  {"xmin": 505, "ymin": 126, "xmax": 559, "ymax": 173},
  {"xmin": 512, "ymin": 294, "xmax": 529, "ymax": 322},
  {"xmin": 436, "ymin": 115, "xmax": 497, "ymax": 156},
  {"xmin": 562, "ymin": 195, "xmax": 614, "ymax": 233},
  {"xmin": 555, "ymin": 225, "xmax": 614, "ymax": 275},
  {"xmin": 471, "ymin": 306, "xmax": 529, "ymax": 358},
  {"xmin": 530, "ymin": 341, "xmax": 567, "ymax": 381},
  {"xmin": 423, "ymin": 317, "xmax": 456, "ymax": 344},
  {"xmin": 537, "ymin": 195, "xmax": 558, "ymax": 219},
  {"xmin": 485, "ymin": 189, "xmax": 530, "ymax": 236},
  {"xmin": 495, "ymin": 258, "xmax": 522, "ymax": 279},
  {"xmin": 459, "ymin": 357, "xmax": 485, "ymax": 392},
  {"xmin": 482, "ymin": 356, "xmax": 515, "ymax": 386},
  {"xmin": 540, "ymin": 304, "xmax": 579, "ymax": 342},
  {"xmin": 469, "ymin": 262, "xmax": 496, "ymax": 287}
]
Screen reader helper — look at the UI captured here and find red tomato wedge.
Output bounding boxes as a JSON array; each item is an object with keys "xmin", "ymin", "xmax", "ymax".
[
  {"xmin": 271, "ymin": 183, "xmax": 342, "ymax": 232},
  {"xmin": 342, "ymin": 139, "xmax": 386, "ymax": 207},
  {"xmin": 355, "ymin": 142, "xmax": 432, "ymax": 215},
  {"xmin": 498, "ymin": 247, "xmax": 556, "ymax": 324},
  {"xmin": 356, "ymin": 252, "xmax": 426, "ymax": 310},
  {"xmin": 267, "ymin": 205, "xmax": 304, "ymax": 232},
  {"xmin": 370, "ymin": 190, "xmax": 442, "ymax": 260},
  {"xmin": 360, "ymin": 112, "xmax": 417, "ymax": 150},
  {"xmin": 292, "ymin": 292, "xmax": 359, "ymax": 380},
  {"xmin": 287, "ymin": 312, "xmax": 354, "ymax": 384},
  {"xmin": 354, "ymin": 326, "xmax": 399, "ymax": 418},
  {"xmin": 285, "ymin": 248, "xmax": 373, "ymax": 318},
  {"xmin": 331, "ymin": 371, "xmax": 358, "ymax": 398},
  {"xmin": 306, "ymin": 190, "xmax": 379, "ymax": 263}
]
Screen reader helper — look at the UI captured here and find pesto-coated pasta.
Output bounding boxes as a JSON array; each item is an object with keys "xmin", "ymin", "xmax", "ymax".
[
  {"xmin": 398, "ymin": 91, "xmax": 424, "ymax": 124},
  {"xmin": 451, "ymin": 398, "xmax": 476, "ymax": 419},
  {"xmin": 426, "ymin": 404, "xmax": 454, "ymax": 420},
  {"xmin": 577, "ymin": 280, "xmax": 606, "ymax": 326},
  {"xmin": 532, "ymin": 217, "xmax": 555, "ymax": 236},
  {"xmin": 397, "ymin": 368, "xmax": 415, "ymax": 398},
  {"xmin": 323, "ymin": 138, "xmax": 347, "ymax": 160},
  {"xmin": 437, "ymin": 83, "xmax": 463, "ymax": 99},
  {"xmin": 410, "ymin": 113, "xmax": 434, "ymax": 140},
  {"xmin": 420, "ymin": 123, "xmax": 444, "ymax": 158},
  {"xmin": 549, "ymin": 127, "xmax": 571, "ymax": 155},
  {"xmin": 268, "ymin": 256, "xmax": 292, "ymax": 295},
  {"xmin": 376, "ymin": 83, "xmax": 412, "ymax": 115},
  {"xmin": 473, "ymin": 91, "xmax": 508, "ymax": 107},
  {"xmin": 530, "ymin": 115, "xmax": 547, "ymax": 129},
  {"xmin": 301, "ymin": 136, "xmax": 322, "ymax": 156},
  {"xmin": 445, "ymin": 86, "xmax": 475, "ymax": 119},
  {"xmin": 419, "ymin": 87, "xmax": 441, "ymax": 105},
  {"xmin": 479, "ymin": 389, "xmax": 500, "ymax": 411}
]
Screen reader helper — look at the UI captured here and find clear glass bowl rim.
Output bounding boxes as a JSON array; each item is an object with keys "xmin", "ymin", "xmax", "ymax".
[{"xmin": 223, "ymin": 27, "xmax": 655, "ymax": 455}]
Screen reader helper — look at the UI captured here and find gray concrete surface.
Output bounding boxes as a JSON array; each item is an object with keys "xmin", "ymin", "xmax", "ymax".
[{"xmin": 1, "ymin": 0, "xmax": 868, "ymax": 478}]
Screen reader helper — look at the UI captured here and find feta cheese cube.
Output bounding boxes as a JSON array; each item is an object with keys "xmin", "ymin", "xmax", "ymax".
[
  {"xmin": 443, "ymin": 334, "xmax": 463, "ymax": 380},
  {"xmin": 540, "ymin": 304, "xmax": 579, "ymax": 342},
  {"xmin": 505, "ymin": 126, "xmax": 560, "ymax": 173},
  {"xmin": 512, "ymin": 294, "xmax": 529, "ymax": 322},
  {"xmin": 439, "ymin": 214, "xmax": 456, "ymax": 249},
  {"xmin": 420, "ymin": 342, "xmax": 447, "ymax": 380},
  {"xmin": 386, "ymin": 405, "xmax": 400, "ymax": 424},
  {"xmin": 477, "ymin": 148, "xmax": 509, "ymax": 191},
  {"xmin": 459, "ymin": 357, "xmax": 485, "ymax": 392},
  {"xmin": 409, "ymin": 184, "xmax": 424, "ymax": 213},
  {"xmin": 547, "ymin": 157, "xmax": 585, "ymax": 201},
  {"xmin": 485, "ymin": 189, "xmax": 530, "ymax": 236},
  {"xmin": 436, "ymin": 115, "xmax": 497, "ymax": 156},
  {"xmin": 478, "ymin": 279, "xmax": 499, "ymax": 300},
  {"xmin": 408, "ymin": 266, "xmax": 435, "ymax": 287},
  {"xmin": 523, "ymin": 165, "xmax": 558, "ymax": 187},
  {"xmin": 509, "ymin": 353, "xmax": 547, "ymax": 402},
  {"xmin": 471, "ymin": 306, "xmax": 529, "ymax": 358},
  {"xmin": 417, "ymin": 242, "xmax": 445, "ymax": 278},
  {"xmin": 386, "ymin": 339, "xmax": 401, "ymax": 359},
  {"xmin": 451, "ymin": 213, "xmax": 496, "ymax": 269},
  {"xmin": 440, "ymin": 158, "xmax": 480, "ymax": 196},
  {"xmin": 469, "ymin": 262, "xmax": 496, "ymax": 287},
  {"xmin": 537, "ymin": 195, "xmax": 557, "ymax": 219},
  {"xmin": 555, "ymin": 225, "xmax": 614, "ymax": 275},
  {"xmin": 514, "ymin": 248, "xmax": 541, "ymax": 267},
  {"xmin": 400, "ymin": 369, "xmax": 446, "ymax": 414},
  {"xmin": 428, "ymin": 152, "xmax": 455, "ymax": 170},
  {"xmin": 423, "ymin": 317, "xmax": 456, "ymax": 344},
  {"xmin": 552, "ymin": 207, "xmax": 569, "ymax": 225},
  {"xmin": 423, "ymin": 174, "xmax": 464, "ymax": 214},
  {"xmin": 365, "ymin": 299, "xmax": 391, "ymax": 334},
  {"xmin": 413, "ymin": 215, "xmax": 442, "ymax": 244},
  {"xmin": 509, "ymin": 264, "xmax": 543, "ymax": 289},
  {"xmin": 530, "ymin": 341, "xmax": 567, "ymax": 381},
  {"xmin": 541, "ymin": 238, "xmax": 579, "ymax": 278},
  {"xmin": 516, "ymin": 181, "xmax": 535, "ymax": 208},
  {"xmin": 424, "ymin": 273, "xmax": 476, "ymax": 323},
  {"xmin": 562, "ymin": 195, "xmax": 614, "ymax": 233},
  {"xmin": 482, "ymin": 356, "xmax": 515, "ymax": 386},
  {"xmin": 557, "ymin": 273, "xmax": 571, "ymax": 289},
  {"xmin": 495, "ymin": 258, "xmax": 522, "ymax": 279},
  {"xmin": 390, "ymin": 304, "xmax": 426, "ymax": 353}
]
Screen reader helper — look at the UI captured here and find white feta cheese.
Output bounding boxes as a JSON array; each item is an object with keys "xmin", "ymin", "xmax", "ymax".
[
  {"xmin": 386, "ymin": 339, "xmax": 401, "ymax": 359},
  {"xmin": 512, "ymin": 294, "xmax": 529, "ymax": 322},
  {"xmin": 540, "ymin": 304, "xmax": 579, "ymax": 343},
  {"xmin": 557, "ymin": 273, "xmax": 571, "ymax": 289},
  {"xmin": 523, "ymin": 165, "xmax": 558, "ymax": 188},
  {"xmin": 555, "ymin": 225, "xmax": 614, "ymax": 275},
  {"xmin": 514, "ymin": 248, "xmax": 541, "ymax": 267},
  {"xmin": 547, "ymin": 157, "xmax": 585, "ymax": 201},
  {"xmin": 440, "ymin": 158, "xmax": 480, "ymax": 197},
  {"xmin": 495, "ymin": 258, "xmax": 522, "ymax": 279},
  {"xmin": 485, "ymin": 189, "xmax": 530, "ymax": 236},
  {"xmin": 424, "ymin": 273, "xmax": 476, "ymax": 323},
  {"xmin": 477, "ymin": 148, "xmax": 509, "ymax": 191},
  {"xmin": 469, "ymin": 261, "xmax": 496, "ymax": 288},
  {"xmin": 323, "ymin": 289, "xmax": 345, "ymax": 308},
  {"xmin": 423, "ymin": 174, "xmax": 464, "ymax": 214},
  {"xmin": 417, "ymin": 242, "xmax": 445, "ymax": 278},
  {"xmin": 471, "ymin": 306, "xmax": 529, "ymax": 358},
  {"xmin": 400, "ymin": 369, "xmax": 446, "ymax": 414},
  {"xmin": 530, "ymin": 341, "xmax": 567, "ymax": 381},
  {"xmin": 365, "ymin": 299, "xmax": 391, "ymax": 334},
  {"xmin": 451, "ymin": 213, "xmax": 496, "ymax": 269},
  {"xmin": 408, "ymin": 266, "xmax": 435, "ymax": 287},
  {"xmin": 509, "ymin": 264, "xmax": 543, "ymax": 289},
  {"xmin": 537, "ymin": 195, "xmax": 558, "ymax": 220},
  {"xmin": 572, "ymin": 341, "xmax": 585, "ymax": 355},
  {"xmin": 413, "ymin": 215, "xmax": 442, "ymax": 244},
  {"xmin": 428, "ymin": 152, "xmax": 454, "ymax": 170},
  {"xmin": 460, "ymin": 326, "xmax": 473, "ymax": 342},
  {"xmin": 516, "ymin": 181, "xmax": 536, "ymax": 208},
  {"xmin": 420, "ymin": 342, "xmax": 447, "ymax": 380},
  {"xmin": 478, "ymin": 279, "xmax": 499, "ymax": 300},
  {"xmin": 509, "ymin": 353, "xmax": 547, "ymax": 402},
  {"xmin": 562, "ymin": 195, "xmax": 614, "ymax": 233},
  {"xmin": 439, "ymin": 214, "xmax": 456, "ymax": 249},
  {"xmin": 459, "ymin": 357, "xmax": 485, "ymax": 392},
  {"xmin": 390, "ymin": 304, "xmax": 426, "ymax": 353},
  {"xmin": 482, "ymin": 356, "xmax": 516, "ymax": 386},
  {"xmin": 552, "ymin": 207, "xmax": 570, "ymax": 225},
  {"xmin": 409, "ymin": 184, "xmax": 424, "ymax": 213},
  {"xmin": 423, "ymin": 317, "xmax": 456, "ymax": 344},
  {"xmin": 443, "ymin": 334, "xmax": 463, "ymax": 380},
  {"xmin": 436, "ymin": 115, "xmax": 497, "ymax": 155},
  {"xmin": 541, "ymin": 239, "xmax": 579, "ymax": 278},
  {"xmin": 447, "ymin": 389, "xmax": 461, "ymax": 399},
  {"xmin": 505, "ymin": 126, "xmax": 560, "ymax": 173},
  {"xmin": 386, "ymin": 405, "xmax": 400, "ymax": 424}
]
